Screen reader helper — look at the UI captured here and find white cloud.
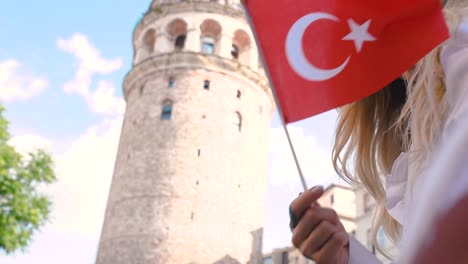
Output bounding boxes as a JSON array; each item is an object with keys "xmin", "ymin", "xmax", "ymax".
[
  {"xmin": 9, "ymin": 134, "xmax": 53, "ymax": 158},
  {"xmin": 57, "ymin": 33, "xmax": 125, "ymax": 116},
  {"xmin": 0, "ymin": 59, "xmax": 49, "ymax": 103},
  {"xmin": 268, "ymin": 125, "xmax": 336, "ymax": 187},
  {"xmin": 49, "ymin": 117, "xmax": 122, "ymax": 236},
  {"xmin": 87, "ymin": 80, "xmax": 126, "ymax": 116},
  {"xmin": 9, "ymin": 117, "xmax": 123, "ymax": 238}
]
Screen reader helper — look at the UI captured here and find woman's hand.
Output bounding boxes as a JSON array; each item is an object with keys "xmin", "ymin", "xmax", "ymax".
[{"xmin": 289, "ymin": 186, "xmax": 350, "ymax": 264}]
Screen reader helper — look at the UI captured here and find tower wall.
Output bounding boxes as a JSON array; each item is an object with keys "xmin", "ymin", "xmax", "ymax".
[{"xmin": 97, "ymin": 1, "xmax": 274, "ymax": 263}]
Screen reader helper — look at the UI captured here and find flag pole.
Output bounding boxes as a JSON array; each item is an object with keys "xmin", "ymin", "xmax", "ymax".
[
  {"xmin": 281, "ymin": 123, "xmax": 308, "ymax": 191},
  {"xmin": 242, "ymin": 2, "xmax": 308, "ymax": 191}
]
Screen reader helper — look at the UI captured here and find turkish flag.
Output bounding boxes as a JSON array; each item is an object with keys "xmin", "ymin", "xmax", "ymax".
[{"xmin": 244, "ymin": 0, "xmax": 449, "ymax": 123}]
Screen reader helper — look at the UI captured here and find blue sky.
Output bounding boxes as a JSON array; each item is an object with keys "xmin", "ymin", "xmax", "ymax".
[{"xmin": 0, "ymin": 1, "xmax": 340, "ymax": 263}]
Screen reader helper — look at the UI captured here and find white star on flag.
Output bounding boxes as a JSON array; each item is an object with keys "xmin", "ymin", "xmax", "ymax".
[{"xmin": 342, "ymin": 19, "xmax": 376, "ymax": 53}]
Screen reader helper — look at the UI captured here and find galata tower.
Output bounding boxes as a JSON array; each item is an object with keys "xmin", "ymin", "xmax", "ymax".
[{"xmin": 96, "ymin": 0, "xmax": 275, "ymax": 263}]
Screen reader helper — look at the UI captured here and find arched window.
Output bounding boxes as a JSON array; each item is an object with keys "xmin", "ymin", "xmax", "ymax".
[
  {"xmin": 232, "ymin": 29, "xmax": 251, "ymax": 65},
  {"xmin": 166, "ymin": 19, "xmax": 188, "ymax": 52},
  {"xmin": 234, "ymin": 111, "xmax": 242, "ymax": 132},
  {"xmin": 161, "ymin": 99, "xmax": 173, "ymax": 120},
  {"xmin": 143, "ymin": 29, "xmax": 156, "ymax": 53},
  {"xmin": 200, "ymin": 19, "xmax": 222, "ymax": 55}
]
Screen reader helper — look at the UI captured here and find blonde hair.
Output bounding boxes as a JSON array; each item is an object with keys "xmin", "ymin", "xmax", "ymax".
[{"xmin": 332, "ymin": 0, "xmax": 468, "ymax": 259}]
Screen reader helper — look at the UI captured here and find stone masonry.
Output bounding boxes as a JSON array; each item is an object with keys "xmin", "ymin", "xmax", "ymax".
[{"xmin": 95, "ymin": 1, "xmax": 275, "ymax": 263}]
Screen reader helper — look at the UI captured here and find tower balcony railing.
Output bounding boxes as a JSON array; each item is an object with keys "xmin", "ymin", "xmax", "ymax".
[
  {"xmin": 123, "ymin": 51, "xmax": 270, "ymax": 100},
  {"xmin": 148, "ymin": 0, "xmax": 245, "ymax": 17},
  {"xmin": 151, "ymin": 0, "xmax": 244, "ymax": 10}
]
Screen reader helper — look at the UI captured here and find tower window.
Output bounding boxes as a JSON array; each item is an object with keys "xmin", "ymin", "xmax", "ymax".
[
  {"xmin": 162, "ymin": 105, "xmax": 172, "ymax": 120},
  {"xmin": 235, "ymin": 111, "xmax": 242, "ymax": 132},
  {"xmin": 167, "ymin": 18, "xmax": 188, "ymax": 51},
  {"xmin": 161, "ymin": 100, "xmax": 173, "ymax": 120},
  {"xmin": 232, "ymin": 29, "xmax": 251, "ymax": 64},
  {"xmin": 231, "ymin": 44, "xmax": 239, "ymax": 59},
  {"xmin": 175, "ymin": 34, "xmax": 186, "ymax": 51},
  {"xmin": 330, "ymin": 194, "xmax": 334, "ymax": 204},
  {"xmin": 236, "ymin": 90, "xmax": 241, "ymax": 99},
  {"xmin": 139, "ymin": 85, "xmax": 145, "ymax": 95},
  {"xmin": 201, "ymin": 37, "xmax": 215, "ymax": 54},
  {"xmin": 197, "ymin": 149, "xmax": 201, "ymax": 156},
  {"xmin": 168, "ymin": 77, "xmax": 175, "ymax": 88},
  {"xmin": 203, "ymin": 80, "xmax": 210, "ymax": 90},
  {"xmin": 143, "ymin": 29, "xmax": 156, "ymax": 53},
  {"xmin": 200, "ymin": 19, "xmax": 221, "ymax": 55}
]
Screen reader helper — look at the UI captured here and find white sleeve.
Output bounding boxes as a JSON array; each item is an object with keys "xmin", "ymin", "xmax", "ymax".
[
  {"xmin": 440, "ymin": 16, "xmax": 468, "ymax": 137},
  {"xmin": 348, "ymin": 235, "xmax": 382, "ymax": 264},
  {"xmin": 440, "ymin": 15, "xmax": 468, "ymax": 217}
]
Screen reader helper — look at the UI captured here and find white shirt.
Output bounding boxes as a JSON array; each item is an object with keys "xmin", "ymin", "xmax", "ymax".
[{"xmin": 348, "ymin": 16, "xmax": 468, "ymax": 264}]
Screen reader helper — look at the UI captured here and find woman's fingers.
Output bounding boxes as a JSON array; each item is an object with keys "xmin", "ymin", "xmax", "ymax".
[
  {"xmin": 290, "ymin": 204, "xmax": 349, "ymax": 264},
  {"xmin": 289, "ymin": 186, "xmax": 349, "ymax": 263},
  {"xmin": 299, "ymin": 220, "xmax": 337, "ymax": 256},
  {"xmin": 313, "ymin": 230, "xmax": 349, "ymax": 264},
  {"xmin": 289, "ymin": 185, "xmax": 324, "ymax": 229},
  {"xmin": 292, "ymin": 207, "xmax": 340, "ymax": 247}
]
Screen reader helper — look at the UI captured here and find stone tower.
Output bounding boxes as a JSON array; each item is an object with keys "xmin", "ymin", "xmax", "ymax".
[{"xmin": 96, "ymin": 0, "xmax": 274, "ymax": 263}]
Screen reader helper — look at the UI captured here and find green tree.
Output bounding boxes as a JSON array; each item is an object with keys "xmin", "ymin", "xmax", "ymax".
[{"xmin": 0, "ymin": 106, "xmax": 56, "ymax": 253}]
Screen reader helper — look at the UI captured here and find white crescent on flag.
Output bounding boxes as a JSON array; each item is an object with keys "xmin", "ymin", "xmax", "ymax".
[
  {"xmin": 285, "ymin": 13, "xmax": 376, "ymax": 82},
  {"xmin": 285, "ymin": 12, "xmax": 351, "ymax": 81}
]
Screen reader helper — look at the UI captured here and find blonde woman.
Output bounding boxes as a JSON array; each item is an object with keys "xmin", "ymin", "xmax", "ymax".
[{"xmin": 288, "ymin": 0, "xmax": 468, "ymax": 263}]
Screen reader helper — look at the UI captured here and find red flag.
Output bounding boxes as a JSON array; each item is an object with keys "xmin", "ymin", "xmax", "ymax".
[{"xmin": 244, "ymin": 0, "xmax": 449, "ymax": 123}]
